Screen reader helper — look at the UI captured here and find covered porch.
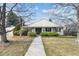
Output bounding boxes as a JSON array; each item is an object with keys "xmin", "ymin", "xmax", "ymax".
[{"xmin": 29, "ymin": 27, "xmax": 64, "ymax": 35}]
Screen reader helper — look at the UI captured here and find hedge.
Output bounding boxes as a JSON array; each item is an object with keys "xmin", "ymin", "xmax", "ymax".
[
  {"xmin": 28, "ymin": 32, "xmax": 36, "ymax": 37},
  {"xmin": 40, "ymin": 32, "xmax": 59, "ymax": 36}
]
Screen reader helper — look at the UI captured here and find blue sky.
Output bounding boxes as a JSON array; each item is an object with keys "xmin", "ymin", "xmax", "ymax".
[
  {"xmin": 5, "ymin": 3, "xmax": 76, "ymax": 25},
  {"xmin": 29, "ymin": 3, "xmax": 76, "ymax": 23},
  {"xmin": 18, "ymin": 3, "xmax": 55, "ymax": 19},
  {"xmin": 32, "ymin": 3, "xmax": 53, "ymax": 19}
]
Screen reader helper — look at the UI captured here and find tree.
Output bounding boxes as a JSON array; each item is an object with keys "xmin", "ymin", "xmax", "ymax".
[
  {"xmin": 73, "ymin": 4, "xmax": 79, "ymax": 43},
  {"xmin": 0, "ymin": 3, "xmax": 17, "ymax": 45},
  {"xmin": 57, "ymin": 4, "xmax": 79, "ymax": 44},
  {"xmin": 64, "ymin": 23, "xmax": 77, "ymax": 36},
  {"xmin": 43, "ymin": 3, "xmax": 79, "ymax": 44},
  {"xmin": 18, "ymin": 16, "xmax": 25, "ymax": 36},
  {"xmin": 0, "ymin": 3, "xmax": 34, "ymax": 45},
  {"xmin": 0, "ymin": 3, "xmax": 9, "ymax": 44},
  {"xmin": 6, "ymin": 11, "xmax": 19, "ymax": 27},
  {"xmin": 14, "ymin": 4, "xmax": 35, "ymax": 36},
  {"xmin": 18, "ymin": 16, "xmax": 25, "ymax": 26}
]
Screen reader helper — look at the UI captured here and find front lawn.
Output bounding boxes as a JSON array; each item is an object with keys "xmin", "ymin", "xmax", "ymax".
[
  {"xmin": 0, "ymin": 36, "xmax": 33, "ymax": 56},
  {"xmin": 42, "ymin": 36, "xmax": 79, "ymax": 56}
]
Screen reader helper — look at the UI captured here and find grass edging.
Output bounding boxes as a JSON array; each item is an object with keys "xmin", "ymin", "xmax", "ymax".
[{"xmin": 41, "ymin": 36, "xmax": 47, "ymax": 56}]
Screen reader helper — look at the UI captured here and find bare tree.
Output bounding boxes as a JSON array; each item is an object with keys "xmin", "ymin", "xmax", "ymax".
[
  {"xmin": 56, "ymin": 3, "xmax": 79, "ymax": 44},
  {"xmin": 13, "ymin": 4, "xmax": 35, "ymax": 36},
  {"xmin": 0, "ymin": 3, "xmax": 9, "ymax": 43},
  {"xmin": 0, "ymin": 3, "xmax": 35, "ymax": 46},
  {"xmin": 43, "ymin": 3, "xmax": 79, "ymax": 44},
  {"xmin": 73, "ymin": 4, "xmax": 79, "ymax": 43},
  {"xmin": 56, "ymin": 3, "xmax": 79, "ymax": 43},
  {"xmin": 0, "ymin": 3, "xmax": 17, "ymax": 45}
]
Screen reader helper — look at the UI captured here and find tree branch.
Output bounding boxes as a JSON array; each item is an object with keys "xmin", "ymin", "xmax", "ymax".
[{"xmin": 10, "ymin": 3, "xmax": 17, "ymax": 11}]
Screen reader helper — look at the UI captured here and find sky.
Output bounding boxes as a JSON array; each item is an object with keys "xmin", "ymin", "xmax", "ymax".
[
  {"xmin": 30, "ymin": 3, "xmax": 54, "ymax": 20},
  {"xmin": 4, "ymin": 3, "xmax": 77, "ymax": 25}
]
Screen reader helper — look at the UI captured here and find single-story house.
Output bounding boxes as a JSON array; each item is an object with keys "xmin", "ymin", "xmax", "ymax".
[{"xmin": 27, "ymin": 20, "xmax": 64, "ymax": 35}]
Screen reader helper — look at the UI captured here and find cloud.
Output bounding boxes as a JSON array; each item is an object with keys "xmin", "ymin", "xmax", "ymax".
[
  {"xmin": 42, "ymin": 9, "xmax": 48, "ymax": 13},
  {"xmin": 42, "ymin": 7, "xmax": 75, "ymax": 18},
  {"xmin": 34, "ymin": 6, "xmax": 39, "ymax": 10},
  {"xmin": 42, "ymin": 8, "xmax": 61, "ymax": 15}
]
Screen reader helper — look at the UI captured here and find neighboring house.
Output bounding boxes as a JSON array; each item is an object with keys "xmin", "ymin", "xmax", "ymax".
[
  {"xmin": 27, "ymin": 20, "xmax": 64, "ymax": 35},
  {"xmin": 6, "ymin": 26, "xmax": 15, "ymax": 37}
]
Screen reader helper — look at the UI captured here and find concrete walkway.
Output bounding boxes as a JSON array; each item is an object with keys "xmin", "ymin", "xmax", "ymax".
[{"xmin": 25, "ymin": 35, "xmax": 46, "ymax": 56}]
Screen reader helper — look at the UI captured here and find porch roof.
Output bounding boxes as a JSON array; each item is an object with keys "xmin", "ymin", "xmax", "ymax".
[{"xmin": 28, "ymin": 20, "xmax": 62, "ymax": 28}]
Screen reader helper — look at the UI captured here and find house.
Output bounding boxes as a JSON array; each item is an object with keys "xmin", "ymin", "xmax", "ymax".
[
  {"xmin": 6, "ymin": 26, "xmax": 15, "ymax": 37},
  {"xmin": 27, "ymin": 20, "xmax": 64, "ymax": 35}
]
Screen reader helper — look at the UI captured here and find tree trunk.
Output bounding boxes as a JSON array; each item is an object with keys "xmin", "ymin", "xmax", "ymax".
[
  {"xmin": 1, "ymin": 3, "xmax": 9, "ymax": 43},
  {"xmin": 76, "ymin": 22, "xmax": 79, "ymax": 44},
  {"xmin": 76, "ymin": 7, "xmax": 79, "ymax": 44},
  {"xmin": 19, "ymin": 18, "xmax": 23, "ymax": 37},
  {"xmin": 77, "ymin": 31, "xmax": 79, "ymax": 44}
]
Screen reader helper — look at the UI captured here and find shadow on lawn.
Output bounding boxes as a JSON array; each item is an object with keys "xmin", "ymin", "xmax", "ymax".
[{"xmin": 0, "ymin": 36, "xmax": 33, "ymax": 56}]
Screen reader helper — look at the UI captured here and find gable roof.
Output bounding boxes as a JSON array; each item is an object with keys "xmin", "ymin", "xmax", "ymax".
[{"xmin": 28, "ymin": 20, "xmax": 62, "ymax": 27}]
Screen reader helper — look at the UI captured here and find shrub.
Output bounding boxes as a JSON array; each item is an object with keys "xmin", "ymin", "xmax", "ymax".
[
  {"xmin": 48, "ymin": 32, "xmax": 59, "ymax": 36},
  {"xmin": 13, "ymin": 30, "xmax": 20, "ymax": 36},
  {"xmin": 64, "ymin": 30, "xmax": 77, "ymax": 36},
  {"xmin": 70, "ymin": 32, "xmax": 77, "ymax": 36},
  {"xmin": 40, "ymin": 32, "xmax": 48, "ymax": 36},
  {"xmin": 13, "ymin": 25, "xmax": 28, "ymax": 36},
  {"xmin": 28, "ymin": 32, "xmax": 36, "ymax": 37},
  {"xmin": 40, "ymin": 32, "xmax": 59, "ymax": 37},
  {"xmin": 22, "ymin": 28, "xmax": 28, "ymax": 36},
  {"xmin": 13, "ymin": 25, "xmax": 20, "ymax": 31}
]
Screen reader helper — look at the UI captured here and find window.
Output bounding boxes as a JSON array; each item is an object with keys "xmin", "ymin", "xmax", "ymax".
[
  {"xmin": 59, "ymin": 28, "xmax": 61, "ymax": 32},
  {"xmin": 53, "ymin": 27, "xmax": 58, "ymax": 32},
  {"xmin": 45, "ymin": 28, "xmax": 51, "ymax": 32}
]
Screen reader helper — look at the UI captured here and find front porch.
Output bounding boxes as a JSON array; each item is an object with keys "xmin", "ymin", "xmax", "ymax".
[{"xmin": 29, "ymin": 27, "xmax": 64, "ymax": 35}]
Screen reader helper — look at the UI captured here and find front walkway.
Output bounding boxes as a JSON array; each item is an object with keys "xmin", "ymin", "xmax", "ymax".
[{"xmin": 25, "ymin": 35, "xmax": 46, "ymax": 56}]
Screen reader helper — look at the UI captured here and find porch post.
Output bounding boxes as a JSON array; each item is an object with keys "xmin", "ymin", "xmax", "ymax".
[
  {"xmin": 32, "ymin": 28, "xmax": 35, "ymax": 32},
  {"xmin": 42, "ymin": 28, "xmax": 43, "ymax": 32},
  {"xmin": 44, "ymin": 28, "xmax": 46, "ymax": 32},
  {"xmin": 58, "ymin": 27, "xmax": 64, "ymax": 35},
  {"xmin": 51, "ymin": 28, "xmax": 53, "ymax": 32},
  {"xmin": 57, "ymin": 27, "xmax": 59, "ymax": 32},
  {"xmin": 42, "ymin": 27, "xmax": 45, "ymax": 32}
]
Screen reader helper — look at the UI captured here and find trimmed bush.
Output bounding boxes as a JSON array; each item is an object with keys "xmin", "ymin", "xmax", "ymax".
[
  {"xmin": 40, "ymin": 32, "xmax": 59, "ymax": 37},
  {"xmin": 40, "ymin": 32, "xmax": 48, "ymax": 36},
  {"xmin": 28, "ymin": 32, "xmax": 36, "ymax": 37}
]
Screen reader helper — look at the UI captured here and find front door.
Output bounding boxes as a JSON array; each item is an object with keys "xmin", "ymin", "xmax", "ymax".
[{"xmin": 35, "ymin": 28, "xmax": 42, "ymax": 34}]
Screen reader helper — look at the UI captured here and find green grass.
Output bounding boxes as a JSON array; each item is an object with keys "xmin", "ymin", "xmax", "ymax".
[
  {"xmin": 0, "ymin": 36, "xmax": 33, "ymax": 56},
  {"xmin": 42, "ymin": 36, "xmax": 79, "ymax": 56}
]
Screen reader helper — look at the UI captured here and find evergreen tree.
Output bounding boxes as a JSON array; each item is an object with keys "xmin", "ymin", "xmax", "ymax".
[{"xmin": 7, "ymin": 11, "xmax": 19, "ymax": 27}]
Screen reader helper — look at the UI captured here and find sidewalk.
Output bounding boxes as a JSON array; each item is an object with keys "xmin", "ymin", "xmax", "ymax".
[{"xmin": 25, "ymin": 35, "xmax": 46, "ymax": 56}]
